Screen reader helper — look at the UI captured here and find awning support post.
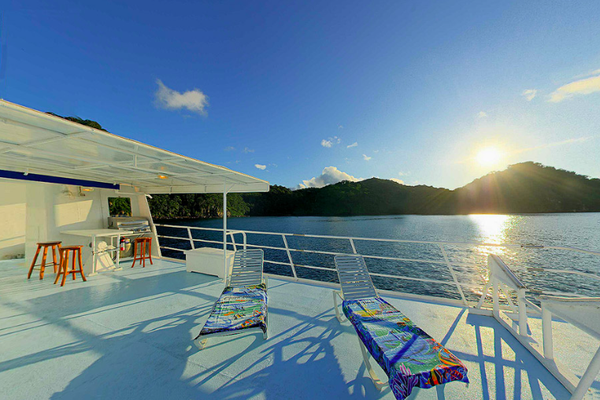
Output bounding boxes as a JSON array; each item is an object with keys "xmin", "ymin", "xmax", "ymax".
[{"xmin": 223, "ymin": 185, "xmax": 227, "ymax": 284}]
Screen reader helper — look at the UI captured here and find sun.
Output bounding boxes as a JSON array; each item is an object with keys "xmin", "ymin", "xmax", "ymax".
[{"xmin": 475, "ymin": 147, "xmax": 502, "ymax": 166}]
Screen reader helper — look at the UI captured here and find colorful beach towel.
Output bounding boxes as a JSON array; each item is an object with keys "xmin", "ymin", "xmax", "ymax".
[
  {"xmin": 198, "ymin": 283, "xmax": 267, "ymax": 336},
  {"xmin": 343, "ymin": 297, "xmax": 468, "ymax": 400}
]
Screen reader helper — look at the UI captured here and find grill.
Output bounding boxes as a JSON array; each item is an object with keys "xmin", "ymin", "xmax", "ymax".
[{"xmin": 108, "ymin": 216, "xmax": 151, "ymax": 233}]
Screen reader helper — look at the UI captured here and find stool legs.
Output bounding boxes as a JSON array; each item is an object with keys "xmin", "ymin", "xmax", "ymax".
[
  {"xmin": 72, "ymin": 253, "xmax": 76, "ymax": 280},
  {"xmin": 55, "ymin": 248, "xmax": 86, "ymax": 287},
  {"xmin": 78, "ymin": 250, "xmax": 87, "ymax": 282},
  {"xmin": 39, "ymin": 246, "xmax": 48, "ymax": 280},
  {"xmin": 60, "ymin": 252, "xmax": 69, "ymax": 287},
  {"xmin": 131, "ymin": 238, "xmax": 152, "ymax": 268},
  {"xmin": 27, "ymin": 245, "xmax": 42, "ymax": 279},
  {"xmin": 55, "ymin": 251, "xmax": 68, "ymax": 285},
  {"xmin": 148, "ymin": 240, "xmax": 153, "ymax": 265},
  {"xmin": 52, "ymin": 245, "xmax": 59, "ymax": 274},
  {"xmin": 131, "ymin": 241, "xmax": 138, "ymax": 268},
  {"xmin": 28, "ymin": 243, "xmax": 61, "ymax": 280}
]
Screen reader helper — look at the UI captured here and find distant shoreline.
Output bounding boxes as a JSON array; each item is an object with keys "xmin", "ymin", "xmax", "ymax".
[
  {"xmin": 148, "ymin": 162, "xmax": 600, "ymax": 219},
  {"xmin": 154, "ymin": 210, "xmax": 600, "ymax": 222}
]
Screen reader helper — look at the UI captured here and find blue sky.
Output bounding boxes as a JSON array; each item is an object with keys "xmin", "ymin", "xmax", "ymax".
[{"xmin": 2, "ymin": 1, "xmax": 600, "ymax": 189}]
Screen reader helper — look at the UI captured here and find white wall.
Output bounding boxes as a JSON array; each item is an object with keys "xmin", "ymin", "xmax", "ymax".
[
  {"xmin": 0, "ymin": 180, "xmax": 27, "ymax": 260},
  {"xmin": 25, "ymin": 183, "xmax": 108, "ymax": 272},
  {"xmin": 0, "ymin": 178, "xmax": 159, "ymax": 272},
  {"xmin": 22, "ymin": 183, "xmax": 159, "ymax": 274}
]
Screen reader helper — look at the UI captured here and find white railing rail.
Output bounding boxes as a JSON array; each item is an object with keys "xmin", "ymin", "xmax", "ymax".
[{"xmin": 154, "ymin": 223, "xmax": 600, "ymax": 307}]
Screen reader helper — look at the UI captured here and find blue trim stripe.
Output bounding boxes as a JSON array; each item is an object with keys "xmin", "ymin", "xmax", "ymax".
[{"xmin": 0, "ymin": 169, "xmax": 120, "ymax": 190}]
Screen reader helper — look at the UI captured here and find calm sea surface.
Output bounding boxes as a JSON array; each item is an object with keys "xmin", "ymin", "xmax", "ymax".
[{"xmin": 156, "ymin": 213, "xmax": 600, "ymax": 302}]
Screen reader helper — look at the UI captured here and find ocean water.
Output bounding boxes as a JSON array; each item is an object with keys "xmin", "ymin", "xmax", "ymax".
[{"xmin": 155, "ymin": 213, "xmax": 600, "ymax": 302}]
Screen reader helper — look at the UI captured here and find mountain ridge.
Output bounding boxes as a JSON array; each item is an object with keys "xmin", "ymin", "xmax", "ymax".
[{"xmin": 148, "ymin": 162, "xmax": 600, "ymax": 219}]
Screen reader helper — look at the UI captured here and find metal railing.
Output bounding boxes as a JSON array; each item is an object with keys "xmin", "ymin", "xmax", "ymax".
[{"xmin": 154, "ymin": 223, "xmax": 600, "ymax": 307}]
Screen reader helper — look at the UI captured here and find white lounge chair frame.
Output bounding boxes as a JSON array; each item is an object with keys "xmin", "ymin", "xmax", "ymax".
[
  {"xmin": 333, "ymin": 254, "xmax": 387, "ymax": 390},
  {"xmin": 195, "ymin": 249, "xmax": 268, "ymax": 350},
  {"xmin": 540, "ymin": 296, "xmax": 600, "ymax": 400},
  {"xmin": 471, "ymin": 254, "xmax": 600, "ymax": 397},
  {"xmin": 472, "ymin": 254, "xmax": 532, "ymax": 336}
]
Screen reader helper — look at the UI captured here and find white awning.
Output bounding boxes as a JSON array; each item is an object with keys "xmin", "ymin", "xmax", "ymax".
[{"xmin": 0, "ymin": 100, "xmax": 269, "ymax": 194}]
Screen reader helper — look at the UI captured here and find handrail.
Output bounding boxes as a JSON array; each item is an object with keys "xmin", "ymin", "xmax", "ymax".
[
  {"xmin": 154, "ymin": 223, "xmax": 600, "ymax": 306},
  {"xmin": 155, "ymin": 223, "xmax": 600, "ymax": 255}
]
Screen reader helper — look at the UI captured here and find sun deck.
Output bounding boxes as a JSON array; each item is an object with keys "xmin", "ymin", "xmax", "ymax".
[{"xmin": 0, "ymin": 259, "xmax": 598, "ymax": 399}]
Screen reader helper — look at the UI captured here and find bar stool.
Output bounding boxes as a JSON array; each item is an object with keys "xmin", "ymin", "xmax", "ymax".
[
  {"xmin": 131, "ymin": 237, "xmax": 153, "ymax": 268},
  {"xmin": 27, "ymin": 241, "xmax": 62, "ymax": 280},
  {"xmin": 55, "ymin": 246, "xmax": 87, "ymax": 287}
]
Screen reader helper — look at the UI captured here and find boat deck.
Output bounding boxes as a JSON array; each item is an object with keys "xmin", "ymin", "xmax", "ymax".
[{"xmin": 0, "ymin": 258, "xmax": 598, "ymax": 399}]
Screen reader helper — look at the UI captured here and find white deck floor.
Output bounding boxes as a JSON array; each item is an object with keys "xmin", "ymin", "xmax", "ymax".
[{"xmin": 0, "ymin": 258, "xmax": 598, "ymax": 400}]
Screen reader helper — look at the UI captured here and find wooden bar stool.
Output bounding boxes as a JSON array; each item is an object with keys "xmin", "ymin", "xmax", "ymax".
[
  {"xmin": 27, "ymin": 241, "xmax": 62, "ymax": 280},
  {"xmin": 131, "ymin": 237, "xmax": 153, "ymax": 268},
  {"xmin": 55, "ymin": 246, "xmax": 87, "ymax": 287}
]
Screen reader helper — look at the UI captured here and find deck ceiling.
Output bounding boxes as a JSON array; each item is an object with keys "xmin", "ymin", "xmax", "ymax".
[{"xmin": 0, "ymin": 100, "xmax": 269, "ymax": 194}]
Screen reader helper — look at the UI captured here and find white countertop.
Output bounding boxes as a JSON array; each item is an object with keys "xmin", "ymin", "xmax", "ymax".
[{"xmin": 61, "ymin": 229, "xmax": 135, "ymax": 238}]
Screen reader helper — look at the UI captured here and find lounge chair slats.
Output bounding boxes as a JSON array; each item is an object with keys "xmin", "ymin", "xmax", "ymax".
[
  {"xmin": 334, "ymin": 255, "xmax": 469, "ymax": 400},
  {"xmin": 335, "ymin": 255, "xmax": 377, "ymax": 300},
  {"xmin": 229, "ymin": 249, "xmax": 264, "ymax": 287}
]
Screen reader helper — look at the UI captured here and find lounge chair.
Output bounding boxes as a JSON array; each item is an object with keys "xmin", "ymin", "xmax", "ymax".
[
  {"xmin": 333, "ymin": 255, "xmax": 469, "ymax": 400},
  {"xmin": 194, "ymin": 249, "xmax": 268, "ymax": 350}
]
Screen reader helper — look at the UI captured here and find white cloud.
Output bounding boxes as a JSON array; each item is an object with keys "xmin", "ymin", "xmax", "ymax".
[
  {"xmin": 243, "ymin": 147, "xmax": 254, "ymax": 153},
  {"xmin": 155, "ymin": 79, "xmax": 209, "ymax": 115},
  {"xmin": 575, "ymin": 68, "xmax": 600, "ymax": 79},
  {"xmin": 549, "ymin": 72, "xmax": 600, "ymax": 102},
  {"xmin": 338, "ymin": 125, "xmax": 344, "ymax": 129},
  {"xmin": 224, "ymin": 146, "xmax": 235, "ymax": 151},
  {"xmin": 362, "ymin": 154, "xmax": 372, "ymax": 161},
  {"xmin": 321, "ymin": 136, "xmax": 341, "ymax": 148},
  {"xmin": 390, "ymin": 178, "xmax": 404, "ymax": 185},
  {"xmin": 398, "ymin": 171, "xmax": 407, "ymax": 177},
  {"xmin": 254, "ymin": 164, "xmax": 266, "ymax": 170},
  {"xmin": 347, "ymin": 142, "xmax": 358, "ymax": 148},
  {"xmin": 478, "ymin": 111, "xmax": 488, "ymax": 118},
  {"xmin": 522, "ymin": 89, "xmax": 537, "ymax": 101},
  {"xmin": 297, "ymin": 166, "xmax": 360, "ymax": 189},
  {"xmin": 513, "ymin": 136, "xmax": 595, "ymax": 154}
]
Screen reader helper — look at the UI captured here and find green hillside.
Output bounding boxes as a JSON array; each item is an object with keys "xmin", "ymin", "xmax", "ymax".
[{"xmin": 149, "ymin": 162, "xmax": 600, "ymax": 219}]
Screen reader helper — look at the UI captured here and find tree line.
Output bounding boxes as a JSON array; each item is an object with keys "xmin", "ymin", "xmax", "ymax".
[{"xmin": 148, "ymin": 162, "xmax": 600, "ymax": 219}]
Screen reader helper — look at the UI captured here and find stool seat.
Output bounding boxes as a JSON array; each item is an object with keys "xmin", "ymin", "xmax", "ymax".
[
  {"xmin": 132, "ymin": 237, "xmax": 153, "ymax": 268},
  {"xmin": 37, "ymin": 241, "xmax": 62, "ymax": 246},
  {"xmin": 55, "ymin": 246, "xmax": 87, "ymax": 286},
  {"xmin": 28, "ymin": 241, "xmax": 62, "ymax": 280},
  {"xmin": 61, "ymin": 245, "xmax": 84, "ymax": 250}
]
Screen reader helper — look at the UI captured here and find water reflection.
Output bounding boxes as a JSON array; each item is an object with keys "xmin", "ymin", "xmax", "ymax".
[
  {"xmin": 469, "ymin": 214, "xmax": 511, "ymax": 244},
  {"xmin": 158, "ymin": 214, "xmax": 600, "ymax": 300}
]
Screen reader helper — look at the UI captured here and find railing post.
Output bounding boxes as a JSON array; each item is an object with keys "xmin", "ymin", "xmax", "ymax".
[
  {"xmin": 517, "ymin": 288, "xmax": 528, "ymax": 336},
  {"xmin": 230, "ymin": 232, "xmax": 237, "ymax": 251},
  {"xmin": 349, "ymin": 238, "xmax": 357, "ymax": 254},
  {"xmin": 492, "ymin": 278, "xmax": 500, "ymax": 317},
  {"xmin": 282, "ymin": 234, "xmax": 297, "ymax": 279},
  {"xmin": 571, "ymin": 345, "xmax": 600, "ymax": 400},
  {"xmin": 186, "ymin": 228, "xmax": 195, "ymax": 250},
  {"xmin": 438, "ymin": 244, "xmax": 468, "ymax": 306},
  {"xmin": 542, "ymin": 307, "xmax": 554, "ymax": 360}
]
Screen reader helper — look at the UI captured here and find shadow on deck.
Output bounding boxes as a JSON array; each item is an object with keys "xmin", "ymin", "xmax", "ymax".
[{"xmin": 0, "ymin": 258, "xmax": 589, "ymax": 399}]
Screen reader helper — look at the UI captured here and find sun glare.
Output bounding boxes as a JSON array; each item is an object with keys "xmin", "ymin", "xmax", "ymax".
[{"xmin": 475, "ymin": 147, "xmax": 502, "ymax": 166}]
